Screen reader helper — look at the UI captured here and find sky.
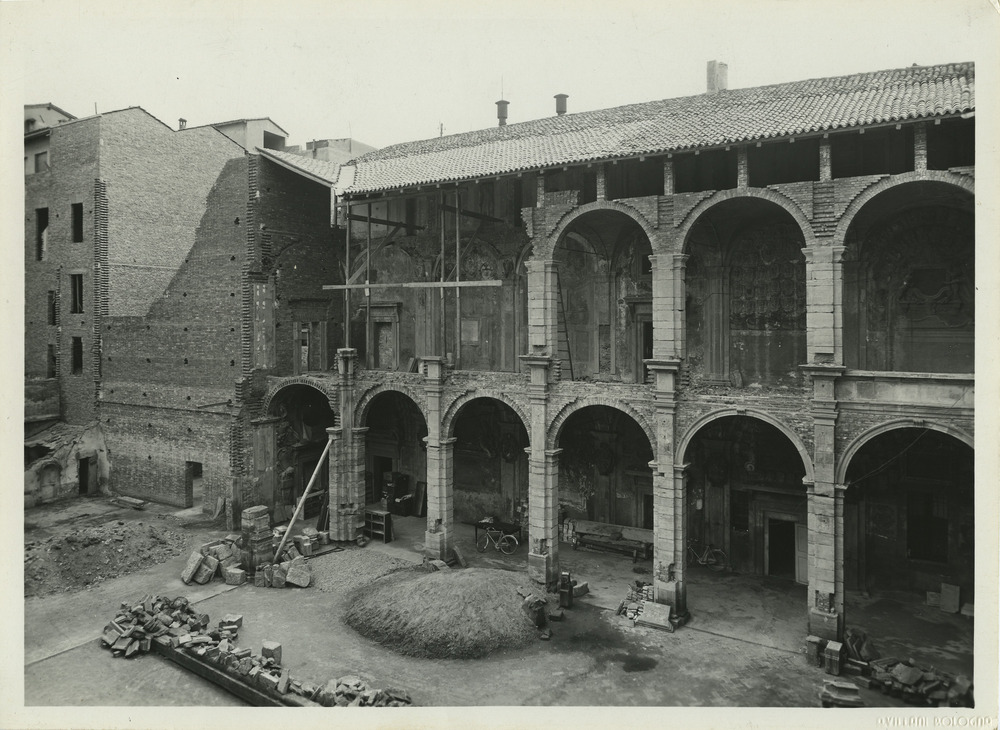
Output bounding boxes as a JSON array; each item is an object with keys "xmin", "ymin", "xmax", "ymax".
[{"xmin": 4, "ymin": 0, "xmax": 998, "ymax": 151}]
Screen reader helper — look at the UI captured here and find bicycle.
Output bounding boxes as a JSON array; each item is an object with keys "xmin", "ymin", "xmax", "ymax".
[
  {"xmin": 476, "ymin": 526, "xmax": 519, "ymax": 555},
  {"xmin": 687, "ymin": 539, "xmax": 726, "ymax": 572}
]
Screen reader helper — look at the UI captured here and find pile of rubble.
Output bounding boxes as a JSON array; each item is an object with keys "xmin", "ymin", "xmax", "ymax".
[
  {"xmin": 100, "ymin": 594, "xmax": 413, "ymax": 707},
  {"xmin": 180, "ymin": 535, "xmax": 251, "ymax": 586},
  {"xmin": 862, "ymin": 658, "xmax": 973, "ymax": 707},
  {"xmin": 808, "ymin": 628, "xmax": 973, "ymax": 708},
  {"xmin": 616, "ymin": 581, "xmax": 655, "ymax": 621},
  {"xmin": 26, "ymin": 520, "xmax": 186, "ymax": 598}
]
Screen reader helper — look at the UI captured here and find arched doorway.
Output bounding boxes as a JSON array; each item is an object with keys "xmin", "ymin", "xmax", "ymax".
[
  {"xmin": 448, "ymin": 397, "xmax": 529, "ymax": 526},
  {"xmin": 360, "ymin": 391, "xmax": 428, "ymax": 517},
  {"xmin": 684, "ymin": 198, "xmax": 807, "ymax": 388},
  {"xmin": 683, "ymin": 415, "xmax": 808, "ymax": 580},
  {"xmin": 842, "ymin": 427, "xmax": 974, "ymax": 597},
  {"xmin": 556, "ymin": 405, "xmax": 655, "ymax": 529},
  {"xmin": 266, "ymin": 384, "xmax": 337, "ymax": 522},
  {"xmin": 553, "ymin": 211, "xmax": 653, "ymax": 382},
  {"xmin": 842, "ymin": 181, "xmax": 974, "ymax": 373}
]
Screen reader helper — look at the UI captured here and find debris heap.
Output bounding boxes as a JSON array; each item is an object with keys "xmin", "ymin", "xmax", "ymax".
[{"xmin": 100, "ymin": 595, "xmax": 413, "ymax": 707}]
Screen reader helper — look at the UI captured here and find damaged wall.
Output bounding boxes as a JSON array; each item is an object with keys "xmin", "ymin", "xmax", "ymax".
[{"xmin": 24, "ymin": 422, "xmax": 109, "ymax": 507}]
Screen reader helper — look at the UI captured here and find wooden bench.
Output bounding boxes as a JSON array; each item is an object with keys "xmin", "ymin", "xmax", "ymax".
[{"xmin": 570, "ymin": 520, "xmax": 654, "ymax": 562}]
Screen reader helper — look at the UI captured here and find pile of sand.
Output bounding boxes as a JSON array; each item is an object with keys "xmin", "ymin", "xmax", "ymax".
[{"xmin": 344, "ymin": 567, "xmax": 540, "ymax": 659}]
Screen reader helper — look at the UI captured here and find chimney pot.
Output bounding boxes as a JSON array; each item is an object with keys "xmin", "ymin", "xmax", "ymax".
[
  {"xmin": 706, "ymin": 61, "xmax": 728, "ymax": 94},
  {"xmin": 178, "ymin": 118, "xmax": 187, "ymax": 130},
  {"xmin": 554, "ymin": 93, "xmax": 568, "ymax": 116},
  {"xmin": 496, "ymin": 99, "xmax": 509, "ymax": 127}
]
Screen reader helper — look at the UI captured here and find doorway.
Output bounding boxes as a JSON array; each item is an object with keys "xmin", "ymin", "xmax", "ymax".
[
  {"xmin": 371, "ymin": 455, "xmax": 393, "ymax": 505},
  {"xmin": 767, "ymin": 518, "xmax": 796, "ymax": 579},
  {"xmin": 185, "ymin": 461, "xmax": 203, "ymax": 509},
  {"xmin": 78, "ymin": 456, "xmax": 97, "ymax": 496}
]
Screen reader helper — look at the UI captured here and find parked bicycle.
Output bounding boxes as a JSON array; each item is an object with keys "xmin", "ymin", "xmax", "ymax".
[
  {"xmin": 687, "ymin": 539, "xmax": 726, "ymax": 572},
  {"xmin": 476, "ymin": 526, "xmax": 519, "ymax": 555}
]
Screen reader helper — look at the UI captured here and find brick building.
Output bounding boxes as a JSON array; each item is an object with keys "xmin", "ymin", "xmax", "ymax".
[{"xmin": 249, "ymin": 61, "xmax": 975, "ymax": 640}]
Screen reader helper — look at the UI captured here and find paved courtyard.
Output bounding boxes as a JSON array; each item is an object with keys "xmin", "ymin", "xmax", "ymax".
[{"xmin": 16, "ymin": 500, "xmax": 982, "ymax": 728}]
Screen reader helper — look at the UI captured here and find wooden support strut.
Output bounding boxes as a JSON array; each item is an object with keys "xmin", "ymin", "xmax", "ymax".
[
  {"xmin": 273, "ymin": 438, "xmax": 331, "ymax": 560},
  {"xmin": 343, "ymin": 212, "xmax": 424, "ymax": 230}
]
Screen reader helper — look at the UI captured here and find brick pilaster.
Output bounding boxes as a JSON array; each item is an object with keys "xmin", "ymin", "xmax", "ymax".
[{"xmin": 422, "ymin": 356, "xmax": 453, "ymax": 558}]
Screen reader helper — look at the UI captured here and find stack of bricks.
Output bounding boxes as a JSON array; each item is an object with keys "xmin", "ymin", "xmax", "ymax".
[
  {"xmin": 616, "ymin": 581, "xmax": 655, "ymax": 622},
  {"xmin": 293, "ymin": 527, "xmax": 319, "ymax": 557},
  {"xmin": 241, "ymin": 506, "xmax": 273, "ymax": 575},
  {"xmin": 100, "ymin": 594, "xmax": 221, "ymax": 658}
]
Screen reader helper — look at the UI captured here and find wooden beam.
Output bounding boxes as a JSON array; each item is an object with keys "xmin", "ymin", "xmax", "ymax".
[
  {"xmin": 323, "ymin": 280, "xmax": 502, "ymax": 291},
  {"xmin": 348, "ymin": 226, "xmax": 401, "ymax": 284},
  {"xmin": 344, "ymin": 212, "xmax": 423, "ymax": 230},
  {"xmin": 439, "ymin": 204, "xmax": 504, "ymax": 223}
]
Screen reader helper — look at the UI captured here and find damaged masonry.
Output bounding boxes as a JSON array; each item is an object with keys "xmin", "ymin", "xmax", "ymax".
[{"xmin": 24, "ymin": 59, "xmax": 977, "ymax": 708}]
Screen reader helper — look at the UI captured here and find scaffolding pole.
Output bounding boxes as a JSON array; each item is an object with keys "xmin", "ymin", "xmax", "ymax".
[
  {"xmin": 454, "ymin": 190, "xmax": 462, "ymax": 369},
  {"xmin": 365, "ymin": 203, "xmax": 372, "ymax": 368}
]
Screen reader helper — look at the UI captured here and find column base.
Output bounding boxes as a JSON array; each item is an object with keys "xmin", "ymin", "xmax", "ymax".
[
  {"xmin": 424, "ymin": 528, "xmax": 451, "ymax": 560},
  {"xmin": 527, "ymin": 550, "xmax": 559, "ymax": 586},
  {"xmin": 654, "ymin": 579, "xmax": 687, "ymax": 616},
  {"xmin": 808, "ymin": 606, "xmax": 843, "ymax": 641}
]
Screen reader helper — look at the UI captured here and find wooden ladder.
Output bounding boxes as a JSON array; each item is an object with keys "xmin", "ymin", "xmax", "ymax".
[{"xmin": 555, "ymin": 269, "xmax": 574, "ymax": 381}]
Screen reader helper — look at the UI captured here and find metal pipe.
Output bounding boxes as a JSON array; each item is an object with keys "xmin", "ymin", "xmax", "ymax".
[
  {"xmin": 273, "ymin": 437, "xmax": 332, "ymax": 560},
  {"xmin": 366, "ymin": 203, "xmax": 372, "ymax": 368},
  {"xmin": 344, "ymin": 206, "xmax": 352, "ymax": 348},
  {"xmin": 454, "ymin": 190, "xmax": 462, "ymax": 369},
  {"xmin": 439, "ymin": 191, "xmax": 446, "ymax": 357}
]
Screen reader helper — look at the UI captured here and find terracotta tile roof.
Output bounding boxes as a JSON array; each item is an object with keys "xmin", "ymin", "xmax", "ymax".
[
  {"xmin": 345, "ymin": 62, "xmax": 974, "ymax": 195},
  {"xmin": 257, "ymin": 148, "xmax": 342, "ymax": 186}
]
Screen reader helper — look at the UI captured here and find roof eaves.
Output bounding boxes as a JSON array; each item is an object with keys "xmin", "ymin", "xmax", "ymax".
[{"xmin": 257, "ymin": 148, "xmax": 335, "ymax": 187}]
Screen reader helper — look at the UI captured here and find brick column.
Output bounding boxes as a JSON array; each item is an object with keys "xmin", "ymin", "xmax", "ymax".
[
  {"xmin": 596, "ymin": 165, "xmax": 607, "ymax": 200},
  {"xmin": 422, "ymin": 356, "xmax": 453, "ymax": 559},
  {"xmin": 646, "ymin": 358, "xmax": 686, "ymax": 615},
  {"xmin": 802, "ymin": 363, "xmax": 845, "ymax": 640},
  {"xmin": 914, "ymin": 122, "xmax": 928, "ymax": 172},
  {"xmin": 819, "ymin": 138, "xmax": 832, "ymax": 182},
  {"xmin": 650, "ymin": 253, "xmax": 687, "ymax": 360},
  {"xmin": 803, "ymin": 245, "xmax": 845, "ymax": 364},
  {"xmin": 327, "ymin": 425, "xmax": 366, "ymax": 541},
  {"xmin": 250, "ymin": 416, "xmax": 280, "ymax": 513},
  {"xmin": 737, "ymin": 146, "xmax": 749, "ymax": 188},
  {"xmin": 521, "ymin": 353, "xmax": 556, "ymax": 584},
  {"xmin": 663, "ymin": 157, "xmax": 674, "ymax": 196},
  {"xmin": 525, "ymin": 258, "xmax": 558, "ymax": 363},
  {"xmin": 424, "ymin": 438, "xmax": 456, "ymax": 558}
]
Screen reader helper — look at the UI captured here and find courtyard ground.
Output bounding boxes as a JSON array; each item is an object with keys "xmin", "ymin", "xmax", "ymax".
[{"xmin": 15, "ymin": 498, "xmax": 983, "ymax": 729}]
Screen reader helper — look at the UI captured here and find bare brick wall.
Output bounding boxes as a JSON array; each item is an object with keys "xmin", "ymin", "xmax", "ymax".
[
  {"xmin": 255, "ymin": 158, "xmax": 334, "ymax": 376},
  {"xmin": 99, "ymin": 124, "xmax": 247, "ymax": 508},
  {"xmin": 102, "ymin": 403, "xmax": 233, "ymax": 508},
  {"xmin": 99, "ymin": 109, "xmax": 246, "ymax": 317},
  {"xmin": 24, "ymin": 117, "xmax": 102, "ymax": 424}
]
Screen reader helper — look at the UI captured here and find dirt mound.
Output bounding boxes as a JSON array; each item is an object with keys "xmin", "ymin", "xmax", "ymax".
[
  {"xmin": 24, "ymin": 520, "xmax": 188, "ymax": 598},
  {"xmin": 344, "ymin": 567, "xmax": 540, "ymax": 659}
]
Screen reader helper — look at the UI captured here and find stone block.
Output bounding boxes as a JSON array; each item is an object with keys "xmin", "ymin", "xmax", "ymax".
[
  {"xmin": 271, "ymin": 563, "xmax": 287, "ymax": 588},
  {"xmin": 180, "ymin": 551, "xmax": 204, "ymax": 584},
  {"xmin": 285, "ymin": 557, "xmax": 312, "ymax": 588},
  {"xmin": 224, "ymin": 568, "xmax": 246, "ymax": 585},
  {"xmin": 254, "ymin": 570, "xmax": 267, "ymax": 587},
  {"xmin": 808, "ymin": 607, "xmax": 843, "ymax": 641},
  {"xmin": 261, "ymin": 640, "xmax": 282, "ymax": 665}
]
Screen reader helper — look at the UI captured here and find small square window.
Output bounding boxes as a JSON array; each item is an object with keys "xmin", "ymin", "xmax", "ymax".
[{"xmin": 72, "ymin": 203, "xmax": 84, "ymax": 242}]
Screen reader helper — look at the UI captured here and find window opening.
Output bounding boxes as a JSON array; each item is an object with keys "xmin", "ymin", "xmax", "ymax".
[
  {"xmin": 72, "ymin": 203, "xmax": 84, "ymax": 242},
  {"xmin": 71, "ymin": 337, "xmax": 83, "ymax": 374},
  {"xmin": 70, "ymin": 274, "xmax": 84, "ymax": 313},
  {"xmin": 47, "ymin": 290, "xmax": 57, "ymax": 325},
  {"xmin": 34, "ymin": 151, "xmax": 49, "ymax": 173},
  {"xmin": 47, "ymin": 345, "xmax": 57, "ymax": 378},
  {"xmin": 35, "ymin": 208, "xmax": 49, "ymax": 261}
]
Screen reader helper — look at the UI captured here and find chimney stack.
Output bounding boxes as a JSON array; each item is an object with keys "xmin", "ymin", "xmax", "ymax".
[
  {"xmin": 496, "ymin": 99, "xmax": 509, "ymax": 127},
  {"xmin": 554, "ymin": 93, "xmax": 568, "ymax": 116},
  {"xmin": 706, "ymin": 60, "xmax": 728, "ymax": 93},
  {"xmin": 178, "ymin": 118, "xmax": 187, "ymax": 130}
]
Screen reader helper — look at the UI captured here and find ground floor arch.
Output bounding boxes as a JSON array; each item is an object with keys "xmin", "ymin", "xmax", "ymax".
[
  {"xmin": 447, "ymin": 397, "xmax": 530, "ymax": 525},
  {"xmin": 682, "ymin": 414, "xmax": 809, "ymax": 581},
  {"xmin": 258, "ymin": 382, "xmax": 337, "ymax": 521},
  {"xmin": 841, "ymin": 426, "xmax": 974, "ymax": 598},
  {"xmin": 554, "ymin": 405, "xmax": 655, "ymax": 530},
  {"xmin": 358, "ymin": 389, "xmax": 429, "ymax": 516}
]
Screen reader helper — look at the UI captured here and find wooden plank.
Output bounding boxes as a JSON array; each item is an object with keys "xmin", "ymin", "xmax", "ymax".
[
  {"xmin": 345, "ymin": 212, "xmax": 424, "ymax": 230},
  {"xmin": 323, "ymin": 279, "xmax": 502, "ymax": 291},
  {"xmin": 440, "ymin": 203, "xmax": 505, "ymax": 223},
  {"xmin": 151, "ymin": 640, "xmax": 289, "ymax": 706}
]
